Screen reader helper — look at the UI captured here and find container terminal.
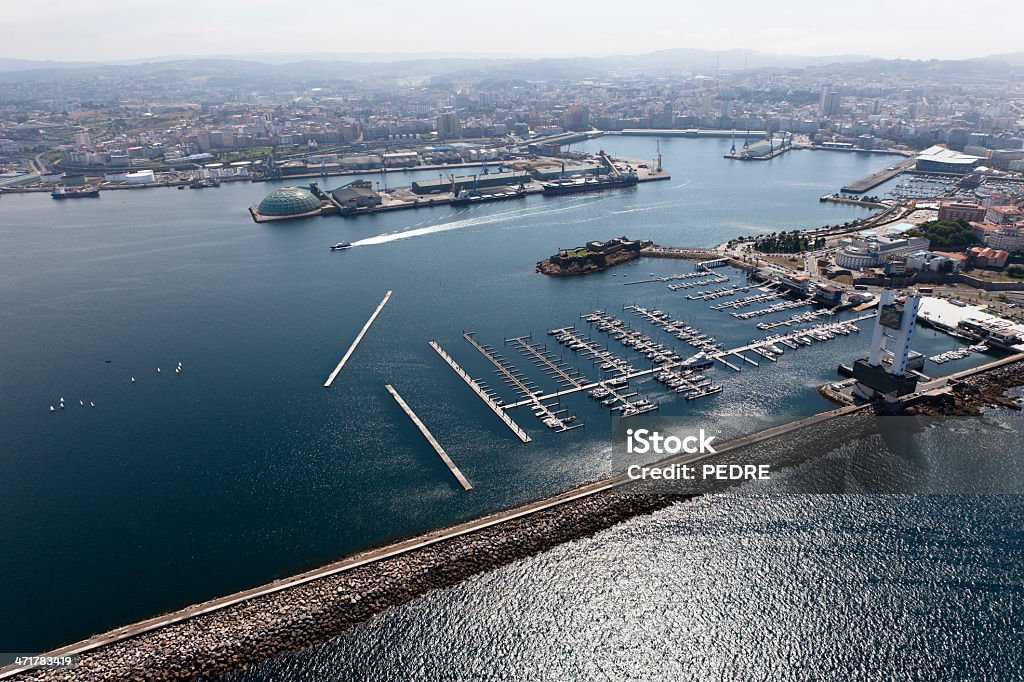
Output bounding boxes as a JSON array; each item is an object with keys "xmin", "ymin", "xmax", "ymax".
[{"xmin": 248, "ymin": 151, "xmax": 669, "ymax": 223}]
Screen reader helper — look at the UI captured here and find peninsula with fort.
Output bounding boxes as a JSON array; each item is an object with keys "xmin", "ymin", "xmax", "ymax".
[{"xmin": 537, "ymin": 237, "xmax": 652, "ymax": 276}]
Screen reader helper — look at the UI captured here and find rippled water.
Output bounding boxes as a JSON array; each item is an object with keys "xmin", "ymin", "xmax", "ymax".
[
  {"xmin": 224, "ymin": 494, "xmax": 1024, "ymax": 682},
  {"xmin": 226, "ymin": 407, "xmax": 1024, "ymax": 681},
  {"xmin": 0, "ymin": 136, "xmax": 1010, "ymax": 656}
]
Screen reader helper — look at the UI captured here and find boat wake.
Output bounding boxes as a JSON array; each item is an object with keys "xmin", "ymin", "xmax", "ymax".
[{"xmin": 350, "ymin": 195, "xmax": 610, "ymax": 247}]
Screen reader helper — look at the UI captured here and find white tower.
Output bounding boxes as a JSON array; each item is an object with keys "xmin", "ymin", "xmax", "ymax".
[{"xmin": 867, "ymin": 289, "xmax": 921, "ymax": 376}]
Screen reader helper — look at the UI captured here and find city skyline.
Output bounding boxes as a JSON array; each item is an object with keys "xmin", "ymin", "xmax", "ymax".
[{"xmin": 5, "ymin": 0, "xmax": 1024, "ymax": 63}]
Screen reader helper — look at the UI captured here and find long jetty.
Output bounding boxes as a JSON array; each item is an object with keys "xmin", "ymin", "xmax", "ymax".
[
  {"xmin": 429, "ymin": 341, "xmax": 531, "ymax": 443},
  {"xmin": 385, "ymin": 384, "xmax": 472, "ymax": 491},
  {"xmin": 323, "ymin": 290, "xmax": 392, "ymax": 388},
  {"xmin": 841, "ymin": 156, "xmax": 916, "ymax": 193}
]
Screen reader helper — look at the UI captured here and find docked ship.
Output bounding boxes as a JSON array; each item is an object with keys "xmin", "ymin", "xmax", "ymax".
[
  {"xmin": 51, "ymin": 186, "xmax": 100, "ymax": 199},
  {"xmin": 541, "ymin": 172, "xmax": 638, "ymax": 196}
]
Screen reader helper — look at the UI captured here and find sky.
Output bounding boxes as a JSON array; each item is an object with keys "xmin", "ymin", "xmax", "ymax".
[{"xmin": 4, "ymin": 0, "xmax": 1023, "ymax": 63}]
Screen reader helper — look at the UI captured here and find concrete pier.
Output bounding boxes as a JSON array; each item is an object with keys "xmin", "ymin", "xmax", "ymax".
[
  {"xmin": 385, "ymin": 384, "xmax": 472, "ymax": 491},
  {"xmin": 716, "ymin": 356, "xmax": 742, "ymax": 372},
  {"xmin": 841, "ymin": 156, "xmax": 916, "ymax": 193},
  {"xmin": 323, "ymin": 291, "xmax": 392, "ymax": 388},
  {"xmin": 429, "ymin": 341, "xmax": 531, "ymax": 443}
]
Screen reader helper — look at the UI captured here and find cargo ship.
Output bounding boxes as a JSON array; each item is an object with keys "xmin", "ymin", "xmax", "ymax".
[
  {"xmin": 51, "ymin": 186, "xmax": 100, "ymax": 199},
  {"xmin": 541, "ymin": 173, "xmax": 637, "ymax": 196}
]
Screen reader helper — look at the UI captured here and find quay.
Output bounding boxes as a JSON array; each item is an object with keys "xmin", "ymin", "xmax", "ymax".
[
  {"xmin": 252, "ymin": 152, "xmax": 670, "ymax": 222},
  {"xmin": 385, "ymin": 384, "xmax": 472, "ymax": 491},
  {"xmin": 640, "ymin": 246, "xmax": 757, "ymax": 272},
  {"xmin": 723, "ymin": 139, "xmax": 793, "ymax": 161},
  {"xmin": 820, "ymin": 193, "xmax": 887, "ymax": 208},
  {"xmin": 323, "ymin": 290, "xmax": 392, "ymax": 388},
  {"xmin": 667, "ymin": 273, "xmax": 730, "ymax": 290},
  {"xmin": 623, "ymin": 270, "xmax": 720, "ymax": 286},
  {"xmin": 429, "ymin": 341, "xmax": 531, "ymax": 443},
  {"xmin": 841, "ymin": 156, "xmax": 916, "ymax": 193},
  {"xmin": 619, "ymin": 128, "xmax": 768, "ymax": 139}
]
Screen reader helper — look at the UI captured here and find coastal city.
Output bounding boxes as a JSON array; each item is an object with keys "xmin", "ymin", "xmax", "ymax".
[{"xmin": 3, "ymin": 6, "xmax": 1024, "ymax": 682}]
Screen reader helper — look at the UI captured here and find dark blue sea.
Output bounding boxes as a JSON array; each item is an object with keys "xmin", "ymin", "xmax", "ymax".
[{"xmin": 2, "ymin": 136, "xmax": 1018, "ymax": 667}]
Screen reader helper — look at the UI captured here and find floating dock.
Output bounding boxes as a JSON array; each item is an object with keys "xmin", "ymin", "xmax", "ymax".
[
  {"xmin": 506, "ymin": 313, "xmax": 877, "ymax": 406},
  {"xmin": 385, "ymin": 384, "xmax": 472, "ymax": 491},
  {"xmin": 429, "ymin": 341, "xmax": 531, "ymax": 443},
  {"xmin": 323, "ymin": 290, "xmax": 392, "ymax": 388},
  {"xmin": 464, "ymin": 333, "xmax": 582, "ymax": 431}
]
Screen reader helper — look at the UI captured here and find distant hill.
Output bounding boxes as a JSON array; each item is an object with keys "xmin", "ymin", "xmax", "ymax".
[
  {"xmin": 0, "ymin": 57, "xmax": 100, "ymax": 72},
  {"xmin": 0, "ymin": 49, "xmax": 1021, "ymax": 83},
  {"xmin": 629, "ymin": 48, "xmax": 872, "ymax": 70},
  {"xmin": 979, "ymin": 52, "xmax": 1024, "ymax": 66}
]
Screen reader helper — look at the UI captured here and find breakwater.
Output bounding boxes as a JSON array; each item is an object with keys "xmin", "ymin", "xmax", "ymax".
[
  {"xmin": 8, "ymin": 401, "xmax": 872, "ymax": 681},
  {"xmin": 13, "ymin": 490, "xmax": 680, "ymax": 681}
]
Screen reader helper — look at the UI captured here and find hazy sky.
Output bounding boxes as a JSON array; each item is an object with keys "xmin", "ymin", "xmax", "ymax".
[{"xmin": 6, "ymin": 0, "xmax": 1023, "ymax": 62}]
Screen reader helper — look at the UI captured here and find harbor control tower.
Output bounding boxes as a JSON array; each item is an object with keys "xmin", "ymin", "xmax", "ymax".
[{"xmin": 852, "ymin": 289, "xmax": 922, "ymax": 403}]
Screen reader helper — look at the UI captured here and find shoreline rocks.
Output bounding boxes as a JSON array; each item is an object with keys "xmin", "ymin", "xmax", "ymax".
[
  {"xmin": 16, "ymin": 360, "xmax": 1024, "ymax": 681},
  {"xmin": 905, "ymin": 359, "xmax": 1024, "ymax": 416},
  {"xmin": 17, "ymin": 492, "xmax": 684, "ymax": 681},
  {"xmin": 536, "ymin": 237, "xmax": 650, "ymax": 276}
]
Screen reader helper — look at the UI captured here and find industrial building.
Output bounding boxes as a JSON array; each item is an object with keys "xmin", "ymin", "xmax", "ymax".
[
  {"xmin": 915, "ymin": 145, "xmax": 983, "ymax": 174},
  {"xmin": 331, "ymin": 185, "xmax": 382, "ymax": 209},
  {"xmin": 410, "ymin": 171, "xmax": 531, "ymax": 195}
]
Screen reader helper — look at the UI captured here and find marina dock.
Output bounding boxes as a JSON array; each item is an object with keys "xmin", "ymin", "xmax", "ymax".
[
  {"xmin": 323, "ymin": 290, "xmax": 392, "ymax": 388},
  {"xmin": 504, "ymin": 311, "xmax": 877, "ymax": 405},
  {"xmin": 429, "ymin": 341, "xmax": 531, "ymax": 443},
  {"xmin": 464, "ymin": 333, "xmax": 582, "ymax": 431},
  {"xmin": 385, "ymin": 384, "xmax": 472, "ymax": 491}
]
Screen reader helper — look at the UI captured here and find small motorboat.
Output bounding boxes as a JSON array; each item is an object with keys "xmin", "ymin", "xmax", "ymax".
[{"xmin": 330, "ymin": 242, "xmax": 352, "ymax": 251}]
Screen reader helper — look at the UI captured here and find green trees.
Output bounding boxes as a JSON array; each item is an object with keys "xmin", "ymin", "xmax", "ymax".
[
  {"xmin": 905, "ymin": 219, "xmax": 979, "ymax": 249},
  {"xmin": 753, "ymin": 230, "xmax": 813, "ymax": 254},
  {"xmin": 1005, "ymin": 264, "xmax": 1024, "ymax": 279}
]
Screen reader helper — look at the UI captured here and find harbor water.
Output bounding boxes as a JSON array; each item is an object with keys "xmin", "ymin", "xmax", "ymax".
[
  {"xmin": 222, "ymin": 405, "xmax": 1024, "ymax": 681},
  {"xmin": 0, "ymin": 136, "xmax": 1007, "ymax": 655}
]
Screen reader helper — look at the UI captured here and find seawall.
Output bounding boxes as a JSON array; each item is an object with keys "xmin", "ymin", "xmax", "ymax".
[{"xmin": 4, "ymin": 400, "xmax": 877, "ymax": 681}]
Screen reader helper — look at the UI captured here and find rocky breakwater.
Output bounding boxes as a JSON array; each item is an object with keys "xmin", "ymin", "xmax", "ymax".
[
  {"xmin": 15, "ymin": 489, "xmax": 681, "ymax": 681},
  {"xmin": 537, "ymin": 236, "xmax": 651, "ymax": 276},
  {"xmin": 905, "ymin": 356, "xmax": 1024, "ymax": 416}
]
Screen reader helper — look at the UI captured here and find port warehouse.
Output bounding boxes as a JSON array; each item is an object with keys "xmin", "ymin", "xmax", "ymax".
[{"xmin": 410, "ymin": 170, "xmax": 532, "ymax": 194}]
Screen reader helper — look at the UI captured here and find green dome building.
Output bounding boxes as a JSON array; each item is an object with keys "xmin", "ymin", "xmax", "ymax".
[{"xmin": 254, "ymin": 186, "xmax": 322, "ymax": 219}]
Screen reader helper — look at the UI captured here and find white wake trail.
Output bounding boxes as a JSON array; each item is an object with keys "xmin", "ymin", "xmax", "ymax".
[{"xmin": 350, "ymin": 195, "xmax": 609, "ymax": 247}]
